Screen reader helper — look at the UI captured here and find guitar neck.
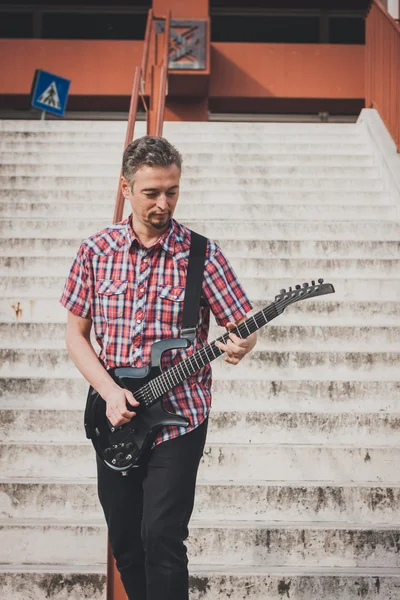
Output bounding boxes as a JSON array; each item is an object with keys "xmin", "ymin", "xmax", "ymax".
[{"xmin": 143, "ymin": 301, "xmax": 279, "ymax": 407}]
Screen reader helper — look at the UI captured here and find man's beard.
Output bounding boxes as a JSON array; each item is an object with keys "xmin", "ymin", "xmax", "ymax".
[{"xmin": 148, "ymin": 213, "xmax": 171, "ymax": 230}]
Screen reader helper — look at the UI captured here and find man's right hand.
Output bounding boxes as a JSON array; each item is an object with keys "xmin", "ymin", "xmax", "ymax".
[{"xmin": 103, "ymin": 386, "xmax": 140, "ymax": 427}]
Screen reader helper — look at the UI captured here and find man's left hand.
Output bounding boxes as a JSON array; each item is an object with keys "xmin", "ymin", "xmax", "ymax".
[{"xmin": 215, "ymin": 321, "xmax": 257, "ymax": 365}]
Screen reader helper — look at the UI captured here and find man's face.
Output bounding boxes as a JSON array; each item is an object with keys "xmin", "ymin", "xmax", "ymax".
[{"xmin": 121, "ymin": 164, "xmax": 181, "ymax": 231}]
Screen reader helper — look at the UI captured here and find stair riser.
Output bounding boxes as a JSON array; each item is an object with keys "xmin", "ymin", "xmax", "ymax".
[
  {"xmin": 2, "ymin": 220, "xmax": 400, "ymax": 240},
  {"xmin": 1, "ymin": 444, "xmax": 398, "ymax": 482},
  {"xmin": 1, "ymin": 378, "xmax": 399, "ymax": 413},
  {"xmin": 0, "ymin": 177, "xmax": 386, "ymax": 191},
  {"xmin": 2, "ymin": 482, "xmax": 399, "ymax": 525},
  {"xmin": 2, "ymin": 299, "xmax": 400, "ymax": 327},
  {"xmin": 0, "ymin": 190, "xmax": 390, "ymax": 205},
  {"xmin": 0, "ymin": 142, "xmax": 373, "ymax": 154},
  {"xmin": 2, "ymin": 324, "xmax": 400, "ymax": 351},
  {"xmin": 1, "ymin": 204, "xmax": 395, "ymax": 221},
  {"xmin": 2, "ymin": 277, "xmax": 400, "ymax": 303},
  {"xmin": 0, "ymin": 165, "xmax": 380, "ymax": 179},
  {"xmin": 2, "ymin": 239, "xmax": 399, "ymax": 259},
  {"xmin": 0, "ymin": 121, "xmax": 362, "ymax": 132},
  {"xmin": 0, "ymin": 132, "xmax": 367, "ymax": 142},
  {"xmin": 1, "ymin": 349, "xmax": 400, "ymax": 379},
  {"xmin": 0, "ymin": 153, "xmax": 377, "ymax": 166},
  {"xmin": 0, "ymin": 572, "xmax": 397, "ymax": 600},
  {"xmin": 1, "ymin": 523, "xmax": 399, "ymax": 568},
  {"xmin": 2, "ymin": 256, "xmax": 400, "ymax": 277},
  {"xmin": 2, "ymin": 409, "xmax": 400, "ymax": 445}
]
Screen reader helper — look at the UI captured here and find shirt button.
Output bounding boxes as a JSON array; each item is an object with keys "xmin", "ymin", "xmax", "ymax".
[
  {"xmin": 137, "ymin": 319, "xmax": 142, "ymax": 324},
  {"xmin": 140, "ymin": 288, "xmax": 145, "ymax": 293}
]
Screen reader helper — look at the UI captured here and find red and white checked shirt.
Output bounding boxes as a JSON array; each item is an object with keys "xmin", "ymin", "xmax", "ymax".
[{"xmin": 60, "ymin": 216, "xmax": 253, "ymax": 446}]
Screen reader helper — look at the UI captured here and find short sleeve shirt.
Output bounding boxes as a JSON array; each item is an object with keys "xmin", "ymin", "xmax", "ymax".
[{"xmin": 60, "ymin": 216, "xmax": 253, "ymax": 445}]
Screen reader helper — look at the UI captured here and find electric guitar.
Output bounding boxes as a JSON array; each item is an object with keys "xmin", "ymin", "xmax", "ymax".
[{"xmin": 85, "ymin": 279, "xmax": 335, "ymax": 474}]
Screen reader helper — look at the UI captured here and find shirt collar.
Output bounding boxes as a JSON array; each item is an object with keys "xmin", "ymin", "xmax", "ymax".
[{"xmin": 125, "ymin": 215, "xmax": 177, "ymax": 257}]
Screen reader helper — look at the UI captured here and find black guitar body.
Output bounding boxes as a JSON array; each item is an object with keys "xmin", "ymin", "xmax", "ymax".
[
  {"xmin": 86, "ymin": 338, "xmax": 192, "ymax": 473},
  {"xmin": 86, "ymin": 278, "xmax": 335, "ymax": 475}
]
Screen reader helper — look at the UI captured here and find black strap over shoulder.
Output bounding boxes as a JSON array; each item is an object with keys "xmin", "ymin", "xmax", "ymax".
[{"xmin": 181, "ymin": 230, "xmax": 208, "ymax": 343}]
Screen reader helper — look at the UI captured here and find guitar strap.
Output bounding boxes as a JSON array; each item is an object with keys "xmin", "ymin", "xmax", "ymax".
[{"xmin": 180, "ymin": 230, "xmax": 208, "ymax": 343}]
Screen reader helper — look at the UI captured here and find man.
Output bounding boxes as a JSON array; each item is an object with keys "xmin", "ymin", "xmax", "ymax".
[{"xmin": 60, "ymin": 136, "xmax": 257, "ymax": 600}]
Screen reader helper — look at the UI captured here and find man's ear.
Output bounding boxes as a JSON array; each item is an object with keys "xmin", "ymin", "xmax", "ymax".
[{"xmin": 120, "ymin": 176, "xmax": 131, "ymax": 196}]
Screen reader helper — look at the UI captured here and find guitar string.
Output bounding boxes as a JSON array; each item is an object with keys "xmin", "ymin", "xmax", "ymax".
[
  {"xmin": 131, "ymin": 286, "xmax": 325, "ymax": 407},
  {"xmin": 142, "ymin": 288, "xmax": 316, "ymax": 403}
]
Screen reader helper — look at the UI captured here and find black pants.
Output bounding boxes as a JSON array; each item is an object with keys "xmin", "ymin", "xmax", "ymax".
[{"xmin": 96, "ymin": 419, "xmax": 208, "ymax": 600}]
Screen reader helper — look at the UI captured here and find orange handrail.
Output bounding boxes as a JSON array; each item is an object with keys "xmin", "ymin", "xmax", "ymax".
[
  {"xmin": 112, "ymin": 9, "xmax": 170, "ymax": 224},
  {"xmin": 366, "ymin": 0, "xmax": 400, "ymax": 151},
  {"xmin": 156, "ymin": 10, "xmax": 171, "ymax": 135}
]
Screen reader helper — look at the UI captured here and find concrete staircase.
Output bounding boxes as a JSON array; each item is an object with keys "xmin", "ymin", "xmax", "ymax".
[{"xmin": 1, "ymin": 118, "xmax": 400, "ymax": 599}]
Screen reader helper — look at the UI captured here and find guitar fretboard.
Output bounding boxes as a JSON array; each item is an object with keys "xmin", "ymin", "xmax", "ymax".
[{"xmin": 140, "ymin": 302, "xmax": 279, "ymax": 407}]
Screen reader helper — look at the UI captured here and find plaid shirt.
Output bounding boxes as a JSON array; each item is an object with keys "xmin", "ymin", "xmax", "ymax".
[{"xmin": 60, "ymin": 216, "xmax": 253, "ymax": 445}]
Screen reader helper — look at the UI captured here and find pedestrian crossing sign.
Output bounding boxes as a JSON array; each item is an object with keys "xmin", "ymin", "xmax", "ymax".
[{"xmin": 31, "ymin": 69, "xmax": 71, "ymax": 117}]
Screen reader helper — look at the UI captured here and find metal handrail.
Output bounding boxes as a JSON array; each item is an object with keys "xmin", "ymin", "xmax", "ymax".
[
  {"xmin": 112, "ymin": 9, "xmax": 170, "ymax": 224},
  {"xmin": 156, "ymin": 10, "xmax": 171, "ymax": 136},
  {"xmin": 366, "ymin": 0, "xmax": 400, "ymax": 151}
]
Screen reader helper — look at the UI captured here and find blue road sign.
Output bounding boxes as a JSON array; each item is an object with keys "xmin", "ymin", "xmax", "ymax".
[{"xmin": 31, "ymin": 69, "xmax": 71, "ymax": 117}]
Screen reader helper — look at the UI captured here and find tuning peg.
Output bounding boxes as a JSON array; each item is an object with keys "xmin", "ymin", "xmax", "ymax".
[
  {"xmin": 295, "ymin": 285, "xmax": 301, "ymax": 290},
  {"xmin": 280, "ymin": 288, "xmax": 286, "ymax": 294},
  {"xmin": 289, "ymin": 286, "xmax": 292, "ymax": 292},
  {"xmin": 318, "ymin": 278, "xmax": 324, "ymax": 284},
  {"xmin": 303, "ymin": 282, "xmax": 309, "ymax": 288},
  {"xmin": 311, "ymin": 280, "xmax": 315, "ymax": 286}
]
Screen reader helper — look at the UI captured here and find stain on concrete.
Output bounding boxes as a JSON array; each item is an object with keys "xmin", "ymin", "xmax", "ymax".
[
  {"xmin": 189, "ymin": 575, "xmax": 211, "ymax": 595},
  {"xmin": 40, "ymin": 573, "xmax": 105, "ymax": 598},
  {"xmin": 278, "ymin": 579, "xmax": 291, "ymax": 597},
  {"xmin": 11, "ymin": 301, "xmax": 23, "ymax": 320},
  {"xmin": 375, "ymin": 576, "xmax": 381, "ymax": 593},
  {"xmin": 364, "ymin": 451, "xmax": 371, "ymax": 462}
]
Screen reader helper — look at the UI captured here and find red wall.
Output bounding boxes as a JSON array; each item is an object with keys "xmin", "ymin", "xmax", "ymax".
[
  {"xmin": 211, "ymin": 43, "xmax": 365, "ymax": 99},
  {"xmin": 0, "ymin": 39, "xmax": 365, "ymax": 112},
  {"xmin": 0, "ymin": 39, "xmax": 143, "ymax": 96}
]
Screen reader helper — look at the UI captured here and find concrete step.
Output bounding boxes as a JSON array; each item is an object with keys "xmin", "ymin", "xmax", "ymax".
[
  {"xmin": 0, "ymin": 140, "xmax": 373, "ymax": 155},
  {"xmin": 0, "ymin": 175, "xmax": 386, "ymax": 191},
  {"xmin": 2, "ymin": 479, "xmax": 400, "ymax": 525},
  {"xmin": 2, "ymin": 275, "xmax": 399, "ymax": 305},
  {"xmin": 2, "ymin": 323, "xmax": 400, "ymax": 352},
  {"xmin": 2, "ymin": 378, "xmax": 398, "ymax": 413},
  {"xmin": 0, "ymin": 164, "xmax": 381, "ymax": 180},
  {"xmin": 0, "ymin": 189, "xmax": 391, "ymax": 206},
  {"xmin": 0, "ymin": 151, "xmax": 376, "ymax": 166},
  {"xmin": 0, "ymin": 120, "xmax": 362, "ymax": 133},
  {"xmin": 1, "ymin": 202, "xmax": 395, "ymax": 221},
  {"xmin": 2, "ymin": 255, "xmax": 399, "ymax": 278},
  {"xmin": 0, "ymin": 130, "xmax": 366, "ymax": 143},
  {"xmin": 1, "ymin": 566, "xmax": 399, "ymax": 600},
  {"xmin": 1, "ymin": 218, "xmax": 399, "ymax": 240},
  {"xmin": 1, "ymin": 348, "xmax": 400, "ymax": 379},
  {"xmin": 2, "ymin": 408, "xmax": 400, "ymax": 446},
  {"xmin": 0, "ymin": 566, "xmax": 105, "ymax": 600},
  {"xmin": 2, "ymin": 298, "xmax": 400, "ymax": 326},
  {"xmin": 1, "ymin": 519, "xmax": 400, "ymax": 567},
  {"xmin": 2, "ymin": 238, "xmax": 400, "ymax": 259},
  {"xmin": 1, "ymin": 441, "xmax": 398, "ymax": 481}
]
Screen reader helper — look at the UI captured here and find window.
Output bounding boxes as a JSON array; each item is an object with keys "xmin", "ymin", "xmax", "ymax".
[
  {"xmin": 0, "ymin": 12, "xmax": 33, "ymax": 38},
  {"xmin": 42, "ymin": 12, "xmax": 147, "ymax": 40},
  {"xmin": 212, "ymin": 15, "xmax": 320, "ymax": 43},
  {"xmin": 329, "ymin": 17, "xmax": 365, "ymax": 44}
]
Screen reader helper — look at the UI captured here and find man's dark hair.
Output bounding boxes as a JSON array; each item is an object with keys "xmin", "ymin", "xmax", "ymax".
[{"xmin": 122, "ymin": 136, "xmax": 183, "ymax": 185}]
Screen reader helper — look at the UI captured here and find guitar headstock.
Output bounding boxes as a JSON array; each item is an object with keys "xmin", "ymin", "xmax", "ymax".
[{"xmin": 274, "ymin": 278, "xmax": 335, "ymax": 314}]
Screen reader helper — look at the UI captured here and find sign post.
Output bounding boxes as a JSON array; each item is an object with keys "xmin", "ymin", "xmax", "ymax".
[{"xmin": 31, "ymin": 69, "xmax": 71, "ymax": 118}]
